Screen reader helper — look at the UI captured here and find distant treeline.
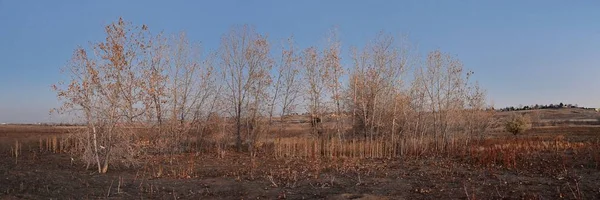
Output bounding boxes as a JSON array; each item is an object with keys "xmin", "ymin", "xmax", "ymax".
[
  {"xmin": 0, "ymin": 123, "xmax": 83, "ymax": 126},
  {"xmin": 497, "ymin": 103, "xmax": 596, "ymax": 112}
]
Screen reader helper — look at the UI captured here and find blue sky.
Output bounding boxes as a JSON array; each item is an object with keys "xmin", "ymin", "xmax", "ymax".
[{"xmin": 0, "ymin": 1, "xmax": 599, "ymax": 123}]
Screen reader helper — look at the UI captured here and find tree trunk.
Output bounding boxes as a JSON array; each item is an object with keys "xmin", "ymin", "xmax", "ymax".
[
  {"xmin": 92, "ymin": 126, "xmax": 102, "ymax": 174},
  {"xmin": 236, "ymin": 103, "xmax": 242, "ymax": 152}
]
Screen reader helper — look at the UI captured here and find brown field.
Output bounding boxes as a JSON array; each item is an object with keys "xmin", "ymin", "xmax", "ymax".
[{"xmin": 1, "ymin": 109, "xmax": 600, "ymax": 199}]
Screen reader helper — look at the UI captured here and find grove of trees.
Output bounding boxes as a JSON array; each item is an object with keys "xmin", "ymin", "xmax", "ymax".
[{"xmin": 53, "ymin": 18, "xmax": 492, "ymax": 173}]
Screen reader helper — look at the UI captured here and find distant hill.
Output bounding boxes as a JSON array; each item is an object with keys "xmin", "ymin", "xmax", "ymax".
[{"xmin": 495, "ymin": 107, "xmax": 600, "ymax": 127}]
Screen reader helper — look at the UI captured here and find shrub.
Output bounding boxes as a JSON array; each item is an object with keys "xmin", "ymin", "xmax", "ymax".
[{"xmin": 504, "ymin": 114, "xmax": 531, "ymax": 135}]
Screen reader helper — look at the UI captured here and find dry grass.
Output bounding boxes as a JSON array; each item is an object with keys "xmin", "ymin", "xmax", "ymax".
[
  {"xmin": 12, "ymin": 123, "xmax": 599, "ymax": 175},
  {"xmin": 467, "ymin": 135, "xmax": 596, "ymax": 169},
  {"xmin": 2, "ymin": 126, "xmax": 599, "ymax": 199}
]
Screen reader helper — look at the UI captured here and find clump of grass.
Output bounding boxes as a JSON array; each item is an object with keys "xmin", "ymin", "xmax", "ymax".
[
  {"xmin": 10, "ymin": 140, "xmax": 20, "ymax": 164},
  {"xmin": 504, "ymin": 113, "xmax": 531, "ymax": 135},
  {"xmin": 467, "ymin": 136, "xmax": 594, "ymax": 169}
]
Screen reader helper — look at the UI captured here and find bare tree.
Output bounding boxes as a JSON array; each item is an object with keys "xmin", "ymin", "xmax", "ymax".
[
  {"xmin": 265, "ymin": 37, "xmax": 303, "ymax": 145},
  {"xmin": 348, "ymin": 33, "xmax": 409, "ymax": 140},
  {"xmin": 54, "ymin": 47, "xmax": 102, "ymax": 172},
  {"xmin": 140, "ymin": 32, "xmax": 169, "ymax": 127},
  {"xmin": 97, "ymin": 18, "xmax": 149, "ymax": 123},
  {"xmin": 55, "ymin": 18, "xmax": 151, "ymax": 173},
  {"xmin": 322, "ymin": 30, "xmax": 344, "ymax": 140},
  {"xmin": 268, "ymin": 37, "xmax": 301, "ymax": 124},
  {"xmin": 139, "ymin": 31, "xmax": 220, "ymax": 153},
  {"xmin": 463, "ymin": 80, "xmax": 493, "ymax": 140},
  {"xmin": 410, "ymin": 50, "xmax": 482, "ymax": 151},
  {"xmin": 301, "ymin": 46, "xmax": 327, "ymax": 135},
  {"xmin": 220, "ymin": 25, "xmax": 272, "ymax": 152}
]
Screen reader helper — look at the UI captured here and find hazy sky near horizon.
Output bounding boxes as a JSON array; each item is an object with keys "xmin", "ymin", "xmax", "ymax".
[{"xmin": 1, "ymin": 1, "xmax": 599, "ymax": 123}]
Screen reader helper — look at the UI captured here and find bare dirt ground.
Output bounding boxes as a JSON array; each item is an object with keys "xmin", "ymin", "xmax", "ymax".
[
  {"xmin": 2, "ymin": 143, "xmax": 599, "ymax": 199},
  {"xmin": 1, "ymin": 110, "xmax": 600, "ymax": 199}
]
